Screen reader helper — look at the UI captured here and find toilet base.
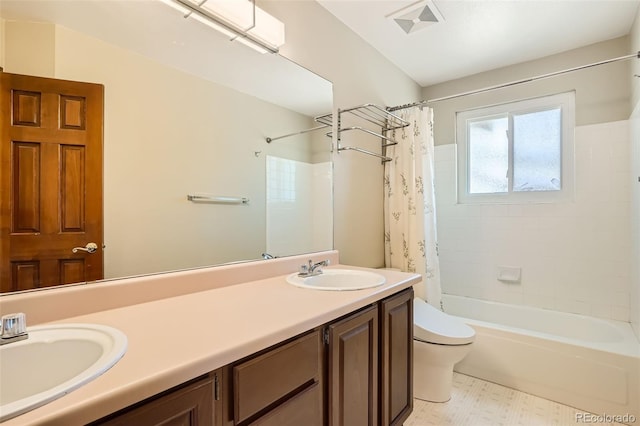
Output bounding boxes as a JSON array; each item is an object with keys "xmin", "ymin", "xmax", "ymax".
[
  {"xmin": 413, "ymin": 339, "xmax": 473, "ymax": 403},
  {"xmin": 413, "ymin": 363, "xmax": 454, "ymax": 402}
]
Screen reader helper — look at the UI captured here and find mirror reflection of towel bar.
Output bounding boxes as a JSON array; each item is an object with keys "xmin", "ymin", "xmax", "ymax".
[{"xmin": 187, "ymin": 195, "xmax": 249, "ymax": 204}]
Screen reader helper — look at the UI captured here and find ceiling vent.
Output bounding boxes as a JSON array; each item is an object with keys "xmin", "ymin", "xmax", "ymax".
[{"xmin": 388, "ymin": 0, "xmax": 444, "ymax": 34}]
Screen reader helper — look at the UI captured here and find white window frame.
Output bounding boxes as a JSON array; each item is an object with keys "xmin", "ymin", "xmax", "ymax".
[{"xmin": 456, "ymin": 92, "xmax": 575, "ymax": 204}]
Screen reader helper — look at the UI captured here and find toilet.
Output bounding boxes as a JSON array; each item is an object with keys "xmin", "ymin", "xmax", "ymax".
[{"xmin": 413, "ymin": 297, "xmax": 475, "ymax": 402}]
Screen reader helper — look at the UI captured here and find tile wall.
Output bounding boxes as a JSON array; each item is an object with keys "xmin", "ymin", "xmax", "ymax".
[
  {"xmin": 434, "ymin": 120, "xmax": 631, "ymax": 321},
  {"xmin": 266, "ymin": 156, "xmax": 332, "ymax": 256},
  {"xmin": 630, "ymin": 106, "xmax": 640, "ymax": 338}
]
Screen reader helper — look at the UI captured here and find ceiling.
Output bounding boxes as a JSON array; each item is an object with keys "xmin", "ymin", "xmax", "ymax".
[{"xmin": 317, "ymin": 0, "xmax": 640, "ymax": 87}]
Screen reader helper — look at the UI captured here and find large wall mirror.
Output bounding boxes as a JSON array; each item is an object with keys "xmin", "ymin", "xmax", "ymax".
[{"xmin": 0, "ymin": 0, "xmax": 333, "ymax": 293}]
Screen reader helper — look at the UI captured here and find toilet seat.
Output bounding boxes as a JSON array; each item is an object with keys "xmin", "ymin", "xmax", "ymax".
[{"xmin": 414, "ymin": 298, "xmax": 475, "ymax": 345}]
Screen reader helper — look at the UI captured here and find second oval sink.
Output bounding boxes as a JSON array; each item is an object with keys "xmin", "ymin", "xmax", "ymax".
[
  {"xmin": 286, "ymin": 269, "xmax": 386, "ymax": 291},
  {"xmin": 0, "ymin": 323, "xmax": 127, "ymax": 422}
]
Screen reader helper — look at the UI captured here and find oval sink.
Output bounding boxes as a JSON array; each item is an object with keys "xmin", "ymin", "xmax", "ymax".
[
  {"xmin": 286, "ymin": 269, "xmax": 386, "ymax": 291},
  {"xmin": 0, "ymin": 323, "xmax": 127, "ymax": 422}
]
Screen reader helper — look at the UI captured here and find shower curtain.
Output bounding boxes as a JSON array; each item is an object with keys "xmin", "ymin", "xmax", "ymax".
[{"xmin": 384, "ymin": 106, "xmax": 442, "ymax": 309}]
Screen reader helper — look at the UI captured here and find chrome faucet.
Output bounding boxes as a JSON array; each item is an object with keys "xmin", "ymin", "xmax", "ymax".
[
  {"xmin": 298, "ymin": 259, "xmax": 330, "ymax": 277},
  {"xmin": 0, "ymin": 313, "xmax": 28, "ymax": 345},
  {"xmin": 261, "ymin": 253, "xmax": 276, "ymax": 260}
]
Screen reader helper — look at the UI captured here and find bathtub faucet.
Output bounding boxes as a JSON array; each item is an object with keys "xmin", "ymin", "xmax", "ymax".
[
  {"xmin": 0, "ymin": 313, "xmax": 28, "ymax": 346},
  {"xmin": 298, "ymin": 259, "xmax": 330, "ymax": 277}
]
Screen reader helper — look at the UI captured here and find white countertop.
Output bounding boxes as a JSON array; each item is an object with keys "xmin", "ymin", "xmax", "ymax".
[{"xmin": 3, "ymin": 264, "xmax": 420, "ymax": 425}]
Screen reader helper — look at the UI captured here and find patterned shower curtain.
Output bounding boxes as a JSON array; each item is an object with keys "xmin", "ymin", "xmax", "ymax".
[{"xmin": 384, "ymin": 106, "xmax": 442, "ymax": 309}]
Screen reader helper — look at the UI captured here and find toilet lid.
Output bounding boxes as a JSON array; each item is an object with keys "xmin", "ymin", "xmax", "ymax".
[{"xmin": 413, "ymin": 298, "xmax": 475, "ymax": 345}]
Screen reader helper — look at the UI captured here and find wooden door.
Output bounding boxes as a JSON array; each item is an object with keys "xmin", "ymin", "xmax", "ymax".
[
  {"xmin": 327, "ymin": 305, "xmax": 378, "ymax": 426},
  {"xmin": 380, "ymin": 288, "xmax": 414, "ymax": 426},
  {"xmin": 0, "ymin": 72, "xmax": 104, "ymax": 292}
]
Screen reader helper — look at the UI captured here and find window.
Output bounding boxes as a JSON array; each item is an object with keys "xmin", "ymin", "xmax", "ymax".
[{"xmin": 456, "ymin": 92, "xmax": 575, "ymax": 203}]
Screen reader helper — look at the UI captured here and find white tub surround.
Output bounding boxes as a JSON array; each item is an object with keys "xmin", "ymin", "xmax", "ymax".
[
  {"xmin": 443, "ymin": 294, "xmax": 640, "ymax": 421},
  {"xmin": 0, "ymin": 253, "xmax": 420, "ymax": 425},
  {"xmin": 630, "ymin": 102, "xmax": 640, "ymax": 341},
  {"xmin": 266, "ymin": 156, "xmax": 333, "ymax": 256},
  {"xmin": 434, "ymin": 120, "xmax": 632, "ymax": 322}
]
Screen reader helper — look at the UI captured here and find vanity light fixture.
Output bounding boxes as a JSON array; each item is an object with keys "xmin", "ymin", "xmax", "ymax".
[{"xmin": 159, "ymin": 0, "xmax": 285, "ymax": 54}]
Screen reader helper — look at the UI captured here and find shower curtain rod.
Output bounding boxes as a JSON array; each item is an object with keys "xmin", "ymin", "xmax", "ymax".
[{"xmin": 387, "ymin": 51, "xmax": 640, "ymax": 112}]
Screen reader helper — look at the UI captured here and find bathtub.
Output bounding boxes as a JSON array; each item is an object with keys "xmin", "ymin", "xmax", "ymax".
[{"xmin": 442, "ymin": 294, "xmax": 640, "ymax": 421}]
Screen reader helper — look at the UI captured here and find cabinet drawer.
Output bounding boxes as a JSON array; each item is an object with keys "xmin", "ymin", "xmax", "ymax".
[
  {"xmin": 250, "ymin": 381, "xmax": 322, "ymax": 426},
  {"xmin": 93, "ymin": 375, "xmax": 214, "ymax": 426},
  {"xmin": 233, "ymin": 330, "xmax": 322, "ymax": 423}
]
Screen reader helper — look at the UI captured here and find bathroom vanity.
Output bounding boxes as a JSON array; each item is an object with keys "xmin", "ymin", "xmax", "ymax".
[
  {"xmin": 92, "ymin": 287, "xmax": 413, "ymax": 426},
  {"xmin": 0, "ymin": 252, "xmax": 420, "ymax": 426}
]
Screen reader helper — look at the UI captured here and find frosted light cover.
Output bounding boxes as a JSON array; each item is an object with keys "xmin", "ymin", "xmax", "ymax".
[
  {"xmin": 468, "ymin": 116, "xmax": 508, "ymax": 194},
  {"xmin": 513, "ymin": 108, "xmax": 561, "ymax": 191}
]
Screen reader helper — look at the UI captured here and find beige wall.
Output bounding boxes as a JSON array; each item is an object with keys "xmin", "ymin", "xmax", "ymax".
[
  {"xmin": 263, "ymin": 0, "xmax": 422, "ymax": 268},
  {"xmin": 423, "ymin": 37, "xmax": 631, "ymax": 146},
  {"xmin": 2, "ymin": 20, "xmax": 56, "ymax": 77},
  {"xmin": 630, "ymin": 8, "xmax": 640, "ymax": 339},
  {"xmin": 3, "ymin": 20, "xmax": 325, "ymax": 279},
  {"xmin": 0, "ymin": 18, "xmax": 5, "ymax": 69},
  {"xmin": 633, "ymin": 10, "xmax": 640, "ymax": 110}
]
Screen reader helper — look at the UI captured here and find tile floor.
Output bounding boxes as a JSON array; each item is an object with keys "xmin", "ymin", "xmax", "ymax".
[{"xmin": 405, "ymin": 373, "xmax": 625, "ymax": 426}]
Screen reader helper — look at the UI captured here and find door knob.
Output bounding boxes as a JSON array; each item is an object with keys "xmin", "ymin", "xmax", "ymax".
[{"xmin": 72, "ymin": 242, "xmax": 98, "ymax": 254}]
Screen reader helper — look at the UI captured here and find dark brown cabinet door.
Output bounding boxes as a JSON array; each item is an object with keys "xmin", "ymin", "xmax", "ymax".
[
  {"xmin": 380, "ymin": 288, "xmax": 414, "ymax": 426},
  {"xmin": 1, "ymin": 72, "xmax": 104, "ymax": 292},
  {"xmin": 327, "ymin": 305, "xmax": 379, "ymax": 426},
  {"xmin": 92, "ymin": 374, "xmax": 216, "ymax": 426}
]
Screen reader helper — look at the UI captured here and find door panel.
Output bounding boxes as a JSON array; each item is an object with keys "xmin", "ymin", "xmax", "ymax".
[
  {"xmin": 1, "ymin": 72, "xmax": 104, "ymax": 292},
  {"xmin": 11, "ymin": 261, "xmax": 39, "ymax": 291},
  {"xmin": 60, "ymin": 95, "xmax": 86, "ymax": 130},
  {"xmin": 12, "ymin": 90, "xmax": 41, "ymax": 126},
  {"xmin": 60, "ymin": 144, "xmax": 86, "ymax": 232},
  {"xmin": 12, "ymin": 141, "xmax": 41, "ymax": 232},
  {"xmin": 328, "ymin": 305, "xmax": 378, "ymax": 426},
  {"xmin": 380, "ymin": 288, "xmax": 413, "ymax": 426}
]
